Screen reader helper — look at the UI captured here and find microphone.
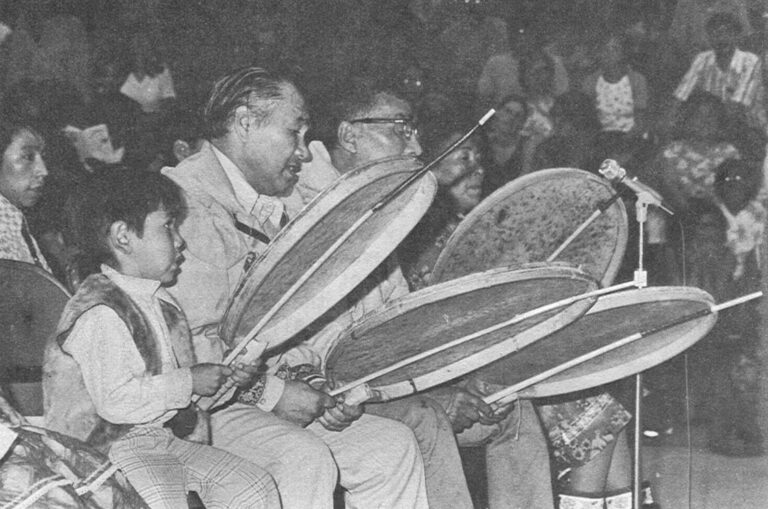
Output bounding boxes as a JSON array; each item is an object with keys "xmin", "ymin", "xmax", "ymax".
[{"xmin": 598, "ymin": 159, "xmax": 674, "ymax": 215}]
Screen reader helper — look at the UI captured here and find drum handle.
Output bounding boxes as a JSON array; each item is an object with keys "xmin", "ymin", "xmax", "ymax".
[
  {"xmin": 328, "ymin": 280, "xmax": 637, "ymax": 397},
  {"xmin": 486, "ymin": 291, "xmax": 763, "ymax": 408},
  {"xmin": 547, "ymin": 192, "xmax": 622, "ymax": 263},
  {"xmin": 372, "ymin": 109, "xmax": 495, "ymax": 212}
]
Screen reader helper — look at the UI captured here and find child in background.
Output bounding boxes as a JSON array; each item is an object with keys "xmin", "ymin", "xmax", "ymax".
[
  {"xmin": 47, "ymin": 171, "xmax": 278, "ymax": 508},
  {"xmin": 582, "ymin": 32, "xmax": 649, "ymax": 136},
  {"xmin": 707, "ymin": 158, "xmax": 764, "ymax": 456}
]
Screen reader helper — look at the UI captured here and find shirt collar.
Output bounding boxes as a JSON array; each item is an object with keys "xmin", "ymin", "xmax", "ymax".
[
  {"xmin": 101, "ymin": 264, "xmax": 162, "ymax": 299},
  {"xmin": 210, "ymin": 144, "xmax": 285, "ymax": 228},
  {"xmin": 0, "ymin": 192, "xmax": 23, "ymax": 220}
]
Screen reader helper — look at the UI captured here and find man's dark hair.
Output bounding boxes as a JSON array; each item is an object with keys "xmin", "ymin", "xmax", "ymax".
[
  {"xmin": 319, "ymin": 81, "xmax": 409, "ymax": 148},
  {"xmin": 70, "ymin": 170, "xmax": 186, "ymax": 268},
  {"xmin": 203, "ymin": 66, "xmax": 295, "ymax": 139},
  {"xmin": 706, "ymin": 12, "xmax": 742, "ymax": 34}
]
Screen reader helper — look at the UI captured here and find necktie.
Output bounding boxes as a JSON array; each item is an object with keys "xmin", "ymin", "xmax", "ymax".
[{"xmin": 20, "ymin": 216, "xmax": 43, "ymax": 268}]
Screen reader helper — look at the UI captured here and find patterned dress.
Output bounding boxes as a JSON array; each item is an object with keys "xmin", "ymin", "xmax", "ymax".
[{"xmin": 661, "ymin": 140, "xmax": 740, "ymax": 202}]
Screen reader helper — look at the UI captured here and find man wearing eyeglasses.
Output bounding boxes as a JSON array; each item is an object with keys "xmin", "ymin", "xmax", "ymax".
[
  {"xmin": 279, "ymin": 83, "xmax": 474, "ymax": 509},
  {"xmin": 283, "ymin": 82, "xmax": 555, "ymax": 509}
]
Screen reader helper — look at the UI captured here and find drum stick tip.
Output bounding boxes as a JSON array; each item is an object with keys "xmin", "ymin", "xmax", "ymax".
[
  {"xmin": 479, "ymin": 109, "xmax": 496, "ymax": 125},
  {"xmin": 711, "ymin": 291, "xmax": 763, "ymax": 312}
]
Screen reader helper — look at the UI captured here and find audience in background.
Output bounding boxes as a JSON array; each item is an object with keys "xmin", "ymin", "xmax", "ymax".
[{"xmin": 0, "ymin": 2, "xmax": 767, "ymax": 507}]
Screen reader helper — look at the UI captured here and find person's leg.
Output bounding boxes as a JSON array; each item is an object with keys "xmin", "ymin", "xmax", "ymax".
[
  {"xmin": 168, "ymin": 436, "xmax": 279, "ymax": 508},
  {"xmin": 310, "ymin": 413, "xmax": 429, "ymax": 509},
  {"xmin": 366, "ymin": 395, "xmax": 473, "ymax": 509},
  {"xmin": 604, "ymin": 429, "xmax": 631, "ymax": 491},
  {"xmin": 457, "ymin": 399, "xmax": 555, "ymax": 509},
  {"xmin": 568, "ymin": 439, "xmax": 616, "ymax": 493},
  {"xmin": 107, "ymin": 427, "xmax": 188, "ymax": 509},
  {"xmin": 211, "ymin": 403, "xmax": 337, "ymax": 509}
]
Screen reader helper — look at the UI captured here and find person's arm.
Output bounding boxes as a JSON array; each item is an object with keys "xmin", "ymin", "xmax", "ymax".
[
  {"xmin": 63, "ymin": 306, "xmax": 193, "ymax": 425},
  {"xmin": 630, "ymin": 71, "xmax": 650, "ymax": 134},
  {"xmin": 673, "ymin": 52, "xmax": 705, "ymax": 103}
]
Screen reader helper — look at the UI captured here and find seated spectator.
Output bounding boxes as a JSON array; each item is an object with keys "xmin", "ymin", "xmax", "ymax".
[
  {"xmin": 0, "ymin": 3, "xmax": 91, "ymax": 103},
  {"xmin": 707, "ymin": 160, "xmax": 764, "ymax": 457},
  {"xmin": 477, "ymin": 29, "xmax": 524, "ymax": 109},
  {"xmin": 146, "ymin": 105, "xmax": 206, "ymax": 172},
  {"xmin": 671, "ymin": 11, "xmax": 765, "ymax": 134},
  {"xmin": 582, "ymin": 32, "xmax": 650, "ymax": 136},
  {"xmin": 519, "ymin": 50, "xmax": 559, "ymax": 174},
  {"xmin": 0, "ymin": 122, "xmax": 50, "ymax": 272},
  {"xmin": 483, "ymin": 95, "xmax": 527, "ymax": 194},
  {"xmin": 89, "ymin": 46, "xmax": 142, "ymax": 166},
  {"xmin": 530, "ymin": 91, "xmax": 601, "ymax": 173},
  {"xmin": 657, "ymin": 91, "xmax": 742, "ymax": 214}
]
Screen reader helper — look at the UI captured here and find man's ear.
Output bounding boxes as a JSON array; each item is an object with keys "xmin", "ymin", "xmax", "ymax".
[
  {"xmin": 108, "ymin": 220, "xmax": 132, "ymax": 255},
  {"xmin": 233, "ymin": 105, "xmax": 251, "ymax": 140},
  {"xmin": 337, "ymin": 121, "xmax": 358, "ymax": 153}
]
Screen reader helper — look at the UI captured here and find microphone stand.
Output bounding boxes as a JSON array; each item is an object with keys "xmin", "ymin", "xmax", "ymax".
[
  {"xmin": 632, "ymin": 191, "xmax": 651, "ymax": 509},
  {"xmin": 629, "ymin": 188, "xmax": 671, "ymax": 509}
]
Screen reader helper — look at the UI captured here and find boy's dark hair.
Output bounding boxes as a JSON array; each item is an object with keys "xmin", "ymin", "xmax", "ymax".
[
  {"xmin": 70, "ymin": 170, "xmax": 186, "ymax": 269},
  {"xmin": 706, "ymin": 12, "xmax": 742, "ymax": 34}
]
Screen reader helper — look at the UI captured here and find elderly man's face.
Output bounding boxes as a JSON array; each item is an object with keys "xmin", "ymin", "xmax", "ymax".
[
  {"xmin": 351, "ymin": 93, "xmax": 423, "ymax": 168},
  {"xmin": 240, "ymin": 83, "xmax": 311, "ymax": 197},
  {"xmin": 0, "ymin": 129, "xmax": 47, "ymax": 209}
]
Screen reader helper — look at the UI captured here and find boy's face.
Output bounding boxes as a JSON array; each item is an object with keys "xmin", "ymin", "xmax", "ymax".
[{"xmin": 129, "ymin": 208, "xmax": 185, "ymax": 285}]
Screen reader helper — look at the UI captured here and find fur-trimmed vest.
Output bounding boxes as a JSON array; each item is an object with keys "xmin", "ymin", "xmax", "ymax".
[{"xmin": 43, "ymin": 273, "xmax": 196, "ymax": 451}]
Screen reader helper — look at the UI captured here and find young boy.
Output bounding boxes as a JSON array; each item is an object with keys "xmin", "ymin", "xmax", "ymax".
[{"xmin": 52, "ymin": 171, "xmax": 279, "ymax": 508}]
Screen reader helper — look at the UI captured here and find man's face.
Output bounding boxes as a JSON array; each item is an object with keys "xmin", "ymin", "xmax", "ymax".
[
  {"xmin": 240, "ymin": 83, "xmax": 311, "ymax": 197},
  {"xmin": 0, "ymin": 129, "xmax": 47, "ymax": 209},
  {"xmin": 350, "ymin": 93, "xmax": 423, "ymax": 169}
]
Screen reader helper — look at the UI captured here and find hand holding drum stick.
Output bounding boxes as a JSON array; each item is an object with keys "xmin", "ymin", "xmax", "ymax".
[{"xmin": 195, "ymin": 109, "xmax": 498, "ymax": 411}]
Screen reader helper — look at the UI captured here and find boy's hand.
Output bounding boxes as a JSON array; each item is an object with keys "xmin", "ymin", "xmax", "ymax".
[
  {"xmin": 273, "ymin": 380, "xmax": 335, "ymax": 427},
  {"xmin": 190, "ymin": 363, "xmax": 233, "ymax": 396}
]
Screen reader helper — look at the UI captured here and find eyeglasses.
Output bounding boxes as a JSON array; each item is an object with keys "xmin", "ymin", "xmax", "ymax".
[{"xmin": 349, "ymin": 118, "xmax": 419, "ymax": 140}]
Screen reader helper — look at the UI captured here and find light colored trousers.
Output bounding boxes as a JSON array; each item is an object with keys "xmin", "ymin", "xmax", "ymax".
[
  {"xmin": 211, "ymin": 402, "xmax": 428, "ymax": 509},
  {"xmin": 367, "ymin": 395, "xmax": 474, "ymax": 509},
  {"xmin": 108, "ymin": 426, "xmax": 279, "ymax": 509}
]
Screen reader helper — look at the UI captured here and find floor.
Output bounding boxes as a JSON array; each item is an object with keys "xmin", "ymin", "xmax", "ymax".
[{"xmin": 643, "ymin": 425, "xmax": 768, "ymax": 509}]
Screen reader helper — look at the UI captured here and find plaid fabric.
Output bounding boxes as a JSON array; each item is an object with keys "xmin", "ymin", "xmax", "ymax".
[
  {"xmin": 0, "ymin": 193, "xmax": 50, "ymax": 271},
  {"xmin": 108, "ymin": 427, "xmax": 277, "ymax": 509}
]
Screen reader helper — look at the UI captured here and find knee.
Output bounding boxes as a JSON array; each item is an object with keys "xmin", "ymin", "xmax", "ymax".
[
  {"xmin": 399, "ymin": 397, "xmax": 454, "ymax": 440},
  {"xmin": 371, "ymin": 420, "xmax": 422, "ymax": 472},
  {"xmin": 284, "ymin": 430, "xmax": 336, "ymax": 471}
]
